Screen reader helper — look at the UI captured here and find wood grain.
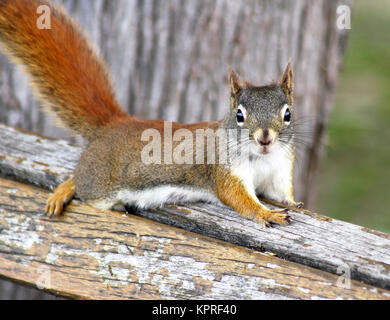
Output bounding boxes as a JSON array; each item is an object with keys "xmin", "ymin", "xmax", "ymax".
[
  {"xmin": 0, "ymin": 0, "xmax": 355, "ymax": 300},
  {"xmin": 1, "ymin": 124, "xmax": 390, "ymax": 294},
  {"xmin": 0, "ymin": 177, "xmax": 389, "ymax": 300}
]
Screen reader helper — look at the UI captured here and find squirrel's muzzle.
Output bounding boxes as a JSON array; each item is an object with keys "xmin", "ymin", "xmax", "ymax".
[{"xmin": 254, "ymin": 128, "xmax": 277, "ymax": 148}]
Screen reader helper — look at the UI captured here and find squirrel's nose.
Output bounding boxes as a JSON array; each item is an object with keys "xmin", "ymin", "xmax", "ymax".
[
  {"xmin": 258, "ymin": 138, "xmax": 272, "ymax": 146},
  {"xmin": 258, "ymin": 129, "xmax": 272, "ymax": 146}
]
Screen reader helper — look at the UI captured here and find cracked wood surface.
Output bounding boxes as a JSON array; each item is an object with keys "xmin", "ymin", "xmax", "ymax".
[
  {"xmin": 0, "ymin": 177, "xmax": 389, "ymax": 300},
  {"xmin": 0, "ymin": 124, "xmax": 390, "ymax": 297}
]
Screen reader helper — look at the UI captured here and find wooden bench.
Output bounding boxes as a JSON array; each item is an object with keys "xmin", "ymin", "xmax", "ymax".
[{"xmin": 0, "ymin": 123, "xmax": 389, "ymax": 299}]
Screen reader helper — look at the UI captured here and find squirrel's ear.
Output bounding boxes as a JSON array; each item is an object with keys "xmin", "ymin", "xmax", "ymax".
[
  {"xmin": 280, "ymin": 60, "xmax": 294, "ymax": 105},
  {"xmin": 228, "ymin": 67, "xmax": 244, "ymax": 96}
]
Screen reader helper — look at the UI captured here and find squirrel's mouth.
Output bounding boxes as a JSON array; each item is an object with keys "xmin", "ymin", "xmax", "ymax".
[
  {"xmin": 253, "ymin": 128, "xmax": 277, "ymax": 155},
  {"xmin": 260, "ymin": 146, "xmax": 270, "ymax": 155}
]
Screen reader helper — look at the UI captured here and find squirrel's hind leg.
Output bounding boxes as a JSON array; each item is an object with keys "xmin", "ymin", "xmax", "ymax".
[{"xmin": 45, "ymin": 178, "xmax": 75, "ymax": 217}]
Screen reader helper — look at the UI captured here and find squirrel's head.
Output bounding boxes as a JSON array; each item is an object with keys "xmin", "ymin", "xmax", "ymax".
[{"xmin": 225, "ymin": 62, "xmax": 295, "ymax": 156}]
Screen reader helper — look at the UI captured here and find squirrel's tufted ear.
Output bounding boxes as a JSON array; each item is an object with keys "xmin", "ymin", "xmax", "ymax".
[
  {"xmin": 280, "ymin": 60, "xmax": 294, "ymax": 105},
  {"xmin": 228, "ymin": 67, "xmax": 245, "ymax": 97}
]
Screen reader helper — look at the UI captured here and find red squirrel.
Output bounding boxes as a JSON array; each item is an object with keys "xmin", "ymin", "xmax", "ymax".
[{"xmin": 0, "ymin": 0, "xmax": 303, "ymax": 227}]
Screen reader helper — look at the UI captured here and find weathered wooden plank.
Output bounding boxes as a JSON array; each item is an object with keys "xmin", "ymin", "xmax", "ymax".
[
  {"xmin": 1, "ymin": 123, "xmax": 390, "ymax": 291},
  {"xmin": 0, "ymin": 177, "xmax": 389, "ymax": 300},
  {"xmin": 0, "ymin": 125, "xmax": 79, "ymax": 189}
]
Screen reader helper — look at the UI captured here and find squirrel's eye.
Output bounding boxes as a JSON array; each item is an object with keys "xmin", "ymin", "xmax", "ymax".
[
  {"xmin": 236, "ymin": 107, "xmax": 245, "ymax": 126},
  {"xmin": 282, "ymin": 105, "xmax": 291, "ymax": 125},
  {"xmin": 284, "ymin": 108, "xmax": 291, "ymax": 123}
]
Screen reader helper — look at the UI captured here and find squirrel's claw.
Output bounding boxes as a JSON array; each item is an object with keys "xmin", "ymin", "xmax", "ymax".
[
  {"xmin": 45, "ymin": 194, "xmax": 68, "ymax": 217},
  {"xmin": 268, "ymin": 209, "xmax": 291, "ymax": 226},
  {"xmin": 253, "ymin": 208, "xmax": 291, "ymax": 227},
  {"xmin": 45, "ymin": 178, "xmax": 75, "ymax": 218},
  {"xmin": 295, "ymin": 202, "xmax": 304, "ymax": 209},
  {"xmin": 256, "ymin": 218, "xmax": 272, "ymax": 228}
]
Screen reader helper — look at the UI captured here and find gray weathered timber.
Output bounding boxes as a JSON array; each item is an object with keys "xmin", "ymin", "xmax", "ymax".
[
  {"xmin": 0, "ymin": 123, "xmax": 389, "ymax": 292},
  {"xmin": 1, "ymin": 177, "xmax": 389, "ymax": 299},
  {"xmin": 0, "ymin": 125, "xmax": 79, "ymax": 189}
]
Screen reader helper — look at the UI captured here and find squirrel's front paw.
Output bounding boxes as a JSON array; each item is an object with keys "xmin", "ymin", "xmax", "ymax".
[
  {"xmin": 295, "ymin": 202, "xmax": 304, "ymax": 209},
  {"xmin": 290, "ymin": 201, "xmax": 304, "ymax": 209},
  {"xmin": 253, "ymin": 208, "xmax": 291, "ymax": 227},
  {"xmin": 283, "ymin": 200, "xmax": 304, "ymax": 209}
]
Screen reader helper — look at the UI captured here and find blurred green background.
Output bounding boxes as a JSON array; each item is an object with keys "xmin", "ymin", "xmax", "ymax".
[{"xmin": 316, "ymin": 0, "xmax": 390, "ymax": 233}]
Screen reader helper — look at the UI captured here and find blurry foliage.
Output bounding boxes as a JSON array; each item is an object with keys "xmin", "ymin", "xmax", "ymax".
[{"xmin": 316, "ymin": 0, "xmax": 390, "ymax": 232}]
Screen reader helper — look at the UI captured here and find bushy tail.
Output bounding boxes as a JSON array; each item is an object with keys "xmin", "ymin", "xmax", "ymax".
[{"xmin": 0, "ymin": 0, "xmax": 127, "ymax": 140}]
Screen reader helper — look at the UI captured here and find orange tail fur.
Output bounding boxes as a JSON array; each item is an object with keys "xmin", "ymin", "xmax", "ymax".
[{"xmin": 0, "ymin": 0, "xmax": 127, "ymax": 140}]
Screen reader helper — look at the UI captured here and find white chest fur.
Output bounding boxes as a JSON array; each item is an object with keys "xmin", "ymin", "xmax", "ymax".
[{"xmin": 231, "ymin": 143, "xmax": 293, "ymax": 203}]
